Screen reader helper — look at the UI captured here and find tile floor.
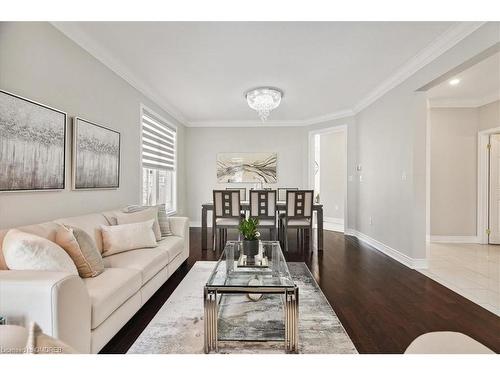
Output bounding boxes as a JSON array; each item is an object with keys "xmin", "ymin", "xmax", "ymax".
[{"xmin": 420, "ymin": 242, "xmax": 500, "ymax": 316}]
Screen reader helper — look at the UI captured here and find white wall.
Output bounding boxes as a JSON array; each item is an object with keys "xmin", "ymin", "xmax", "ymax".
[
  {"xmin": 185, "ymin": 126, "xmax": 305, "ymax": 225},
  {"xmin": 319, "ymin": 131, "xmax": 346, "ymax": 221},
  {"xmin": 430, "ymin": 108, "xmax": 479, "ymax": 236},
  {"xmin": 479, "ymin": 100, "xmax": 500, "ymax": 131},
  {"xmin": 0, "ymin": 22, "xmax": 187, "ymax": 229},
  {"xmin": 185, "ymin": 117, "xmax": 354, "ymax": 226},
  {"xmin": 351, "ymin": 22, "xmax": 500, "ymax": 262}
]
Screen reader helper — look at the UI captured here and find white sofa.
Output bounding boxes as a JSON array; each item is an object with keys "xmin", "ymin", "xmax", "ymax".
[{"xmin": 0, "ymin": 210, "xmax": 190, "ymax": 354}]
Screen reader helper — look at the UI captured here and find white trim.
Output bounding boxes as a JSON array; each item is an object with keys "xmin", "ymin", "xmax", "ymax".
[
  {"xmin": 190, "ymin": 221, "xmax": 201, "ymax": 228},
  {"xmin": 324, "ymin": 217, "xmax": 344, "ymax": 233},
  {"xmin": 353, "ymin": 22, "xmax": 485, "ymax": 113},
  {"xmin": 428, "ymin": 92, "xmax": 500, "ymax": 108},
  {"xmin": 186, "ymin": 109, "xmax": 355, "ymax": 128},
  {"xmin": 308, "ymin": 124, "xmax": 348, "ymax": 236},
  {"xmin": 52, "ymin": 22, "xmax": 483, "ymax": 128},
  {"xmin": 345, "ymin": 229, "xmax": 428, "ymax": 269},
  {"xmin": 430, "ymin": 235, "xmax": 480, "ymax": 243},
  {"xmin": 51, "ymin": 22, "xmax": 187, "ymax": 125},
  {"xmin": 477, "ymin": 126, "xmax": 500, "ymax": 244}
]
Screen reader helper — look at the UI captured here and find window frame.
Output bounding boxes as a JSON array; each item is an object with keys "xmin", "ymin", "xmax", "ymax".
[{"xmin": 139, "ymin": 104, "xmax": 177, "ymax": 215}]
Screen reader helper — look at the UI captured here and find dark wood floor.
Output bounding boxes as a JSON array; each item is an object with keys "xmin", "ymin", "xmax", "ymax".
[{"xmin": 100, "ymin": 228, "xmax": 500, "ymax": 354}]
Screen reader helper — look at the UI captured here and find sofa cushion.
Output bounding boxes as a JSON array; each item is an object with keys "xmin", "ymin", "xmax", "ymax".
[
  {"xmin": 55, "ymin": 214, "xmax": 110, "ymax": 254},
  {"xmin": 3, "ymin": 229, "xmax": 78, "ymax": 275},
  {"xmin": 103, "ymin": 248, "xmax": 169, "ymax": 285},
  {"xmin": 0, "ymin": 222, "xmax": 59, "ymax": 270},
  {"xmin": 83, "ymin": 268, "xmax": 142, "ymax": 329},
  {"xmin": 157, "ymin": 236, "xmax": 184, "ymax": 262}
]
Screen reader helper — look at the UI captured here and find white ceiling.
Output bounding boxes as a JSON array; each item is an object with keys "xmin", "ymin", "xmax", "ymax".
[
  {"xmin": 54, "ymin": 21, "xmax": 482, "ymax": 125},
  {"xmin": 428, "ymin": 52, "xmax": 500, "ymax": 107}
]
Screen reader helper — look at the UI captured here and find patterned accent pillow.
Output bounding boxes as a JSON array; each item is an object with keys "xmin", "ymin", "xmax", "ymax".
[{"xmin": 125, "ymin": 204, "xmax": 173, "ymax": 237}]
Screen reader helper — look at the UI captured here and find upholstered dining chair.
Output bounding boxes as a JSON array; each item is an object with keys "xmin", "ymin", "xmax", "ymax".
[
  {"xmin": 213, "ymin": 190, "xmax": 242, "ymax": 251},
  {"xmin": 279, "ymin": 190, "xmax": 314, "ymax": 252},
  {"xmin": 249, "ymin": 189, "xmax": 277, "ymax": 240},
  {"xmin": 277, "ymin": 187, "xmax": 298, "ymax": 202},
  {"xmin": 225, "ymin": 187, "xmax": 247, "ymax": 201}
]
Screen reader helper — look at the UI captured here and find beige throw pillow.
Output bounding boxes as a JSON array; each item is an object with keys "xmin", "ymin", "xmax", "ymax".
[
  {"xmin": 2, "ymin": 229, "xmax": 78, "ymax": 275},
  {"xmin": 125, "ymin": 204, "xmax": 173, "ymax": 237},
  {"xmin": 115, "ymin": 207, "xmax": 161, "ymax": 241},
  {"xmin": 101, "ymin": 219, "xmax": 157, "ymax": 257},
  {"xmin": 55, "ymin": 225, "xmax": 104, "ymax": 278}
]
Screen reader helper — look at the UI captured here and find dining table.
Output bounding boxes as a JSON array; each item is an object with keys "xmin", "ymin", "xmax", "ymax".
[{"xmin": 200, "ymin": 201, "xmax": 324, "ymax": 251}]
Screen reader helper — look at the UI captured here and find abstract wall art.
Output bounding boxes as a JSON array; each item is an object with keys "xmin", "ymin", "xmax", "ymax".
[
  {"xmin": 72, "ymin": 117, "xmax": 120, "ymax": 189},
  {"xmin": 0, "ymin": 90, "xmax": 66, "ymax": 191},
  {"xmin": 217, "ymin": 152, "xmax": 277, "ymax": 183}
]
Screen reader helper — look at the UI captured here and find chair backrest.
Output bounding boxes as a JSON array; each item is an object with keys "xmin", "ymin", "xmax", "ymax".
[
  {"xmin": 286, "ymin": 190, "xmax": 314, "ymax": 219},
  {"xmin": 249, "ymin": 190, "xmax": 277, "ymax": 220},
  {"xmin": 278, "ymin": 187, "xmax": 298, "ymax": 202},
  {"xmin": 225, "ymin": 187, "xmax": 246, "ymax": 201},
  {"xmin": 213, "ymin": 190, "xmax": 241, "ymax": 218}
]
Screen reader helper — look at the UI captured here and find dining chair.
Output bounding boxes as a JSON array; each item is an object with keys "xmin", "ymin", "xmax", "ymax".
[
  {"xmin": 213, "ymin": 190, "xmax": 242, "ymax": 251},
  {"xmin": 279, "ymin": 190, "xmax": 314, "ymax": 252},
  {"xmin": 277, "ymin": 187, "xmax": 298, "ymax": 202},
  {"xmin": 225, "ymin": 187, "xmax": 247, "ymax": 201},
  {"xmin": 249, "ymin": 189, "xmax": 277, "ymax": 240}
]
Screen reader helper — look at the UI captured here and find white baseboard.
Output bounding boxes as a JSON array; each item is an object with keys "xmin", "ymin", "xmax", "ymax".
[
  {"xmin": 323, "ymin": 217, "xmax": 344, "ymax": 233},
  {"xmin": 345, "ymin": 229, "xmax": 428, "ymax": 270},
  {"xmin": 430, "ymin": 235, "xmax": 480, "ymax": 243}
]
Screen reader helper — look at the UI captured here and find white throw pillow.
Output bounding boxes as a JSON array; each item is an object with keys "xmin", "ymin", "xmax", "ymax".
[
  {"xmin": 101, "ymin": 219, "xmax": 157, "ymax": 257},
  {"xmin": 2, "ymin": 229, "xmax": 78, "ymax": 275},
  {"xmin": 115, "ymin": 207, "xmax": 162, "ymax": 241}
]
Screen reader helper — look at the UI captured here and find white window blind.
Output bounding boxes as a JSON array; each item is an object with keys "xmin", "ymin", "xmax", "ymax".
[{"xmin": 141, "ymin": 108, "xmax": 176, "ymax": 171}]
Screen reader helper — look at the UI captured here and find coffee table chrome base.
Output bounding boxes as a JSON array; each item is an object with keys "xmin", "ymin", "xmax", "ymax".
[{"xmin": 204, "ymin": 286, "xmax": 299, "ymax": 353}]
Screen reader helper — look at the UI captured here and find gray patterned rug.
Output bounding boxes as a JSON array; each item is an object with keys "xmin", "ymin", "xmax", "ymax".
[{"xmin": 128, "ymin": 261, "xmax": 357, "ymax": 354}]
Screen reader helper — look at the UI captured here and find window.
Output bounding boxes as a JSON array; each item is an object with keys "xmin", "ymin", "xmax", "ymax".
[{"xmin": 141, "ymin": 106, "xmax": 176, "ymax": 213}]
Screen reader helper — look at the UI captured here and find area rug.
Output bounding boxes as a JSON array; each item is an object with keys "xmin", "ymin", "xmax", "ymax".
[{"xmin": 128, "ymin": 262, "xmax": 357, "ymax": 354}]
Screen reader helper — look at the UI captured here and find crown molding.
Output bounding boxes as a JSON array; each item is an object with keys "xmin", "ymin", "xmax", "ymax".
[
  {"xmin": 51, "ymin": 21, "xmax": 485, "ymax": 128},
  {"xmin": 428, "ymin": 91, "xmax": 500, "ymax": 108},
  {"xmin": 353, "ymin": 22, "xmax": 486, "ymax": 114},
  {"xmin": 50, "ymin": 22, "xmax": 188, "ymax": 125},
  {"xmin": 186, "ymin": 109, "xmax": 355, "ymax": 127}
]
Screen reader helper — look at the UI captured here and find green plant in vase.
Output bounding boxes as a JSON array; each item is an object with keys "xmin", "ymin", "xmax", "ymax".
[{"xmin": 239, "ymin": 217, "xmax": 260, "ymax": 257}]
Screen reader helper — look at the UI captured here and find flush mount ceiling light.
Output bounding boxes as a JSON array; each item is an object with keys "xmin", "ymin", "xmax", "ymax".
[
  {"xmin": 449, "ymin": 78, "xmax": 461, "ymax": 86},
  {"xmin": 245, "ymin": 87, "xmax": 283, "ymax": 122}
]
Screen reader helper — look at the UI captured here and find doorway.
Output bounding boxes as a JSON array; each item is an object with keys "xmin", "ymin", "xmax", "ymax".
[{"xmin": 308, "ymin": 125, "xmax": 347, "ymax": 233}]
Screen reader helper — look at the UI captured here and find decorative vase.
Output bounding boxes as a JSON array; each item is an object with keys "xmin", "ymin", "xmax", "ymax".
[{"xmin": 242, "ymin": 239, "xmax": 259, "ymax": 257}]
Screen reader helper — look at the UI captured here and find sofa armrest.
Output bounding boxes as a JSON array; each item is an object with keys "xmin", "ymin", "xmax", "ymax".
[
  {"xmin": 169, "ymin": 216, "xmax": 189, "ymax": 259},
  {"xmin": 0, "ymin": 270, "xmax": 91, "ymax": 353}
]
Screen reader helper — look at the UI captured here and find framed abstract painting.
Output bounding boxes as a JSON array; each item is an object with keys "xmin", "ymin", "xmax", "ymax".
[
  {"xmin": 72, "ymin": 117, "xmax": 120, "ymax": 190},
  {"xmin": 0, "ymin": 90, "xmax": 67, "ymax": 191},
  {"xmin": 217, "ymin": 152, "xmax": 277, "ymax": 183}
]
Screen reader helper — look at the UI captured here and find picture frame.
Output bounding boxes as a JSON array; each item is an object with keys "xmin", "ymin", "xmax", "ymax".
[
  {"xmin": 0, "ymin": 89, "xmax": 67, "ymax": 192},
  {"xmin": 72, "ymin": 117, "xmax": 121, "ymax": 190},
  {"xmin": 216, "ymin": 152, "xmax": 278, "ymax": 183}
]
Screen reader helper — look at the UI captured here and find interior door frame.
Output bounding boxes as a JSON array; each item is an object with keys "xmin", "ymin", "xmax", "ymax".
[
  {"xmin": 477, "ymin": 126, "xmax": 500, "ymax": 244},
  {"xmin": 307, "ymin": 124, "xmax": 348, "ymax": 232}
]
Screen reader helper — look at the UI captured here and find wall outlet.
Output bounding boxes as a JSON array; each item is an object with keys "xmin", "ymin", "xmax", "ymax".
[
  {"xmin": 335, "ymin": 205, "xmax": 339, "ymax": 211},
  {"xmin": 401, "ymin": 171, "xmax": 407, "ymax": 181},
  {"xmin": 359, "ymin": 175, "xmax": 363, "ymax": 182},
  {"xmin": 369, "ymin": 216, "xmax": 373, "ymax": 225}
]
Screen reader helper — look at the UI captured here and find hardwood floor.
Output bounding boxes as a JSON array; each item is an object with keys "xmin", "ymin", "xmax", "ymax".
[{"xmin": 100, "ymin": 228, "xmax": 500, "ymax": 354}]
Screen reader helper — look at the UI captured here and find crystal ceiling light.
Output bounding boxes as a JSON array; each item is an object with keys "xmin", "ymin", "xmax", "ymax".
[{"xmin": 245, "ymin": 87, "xmax": 283, "ymax": 122}]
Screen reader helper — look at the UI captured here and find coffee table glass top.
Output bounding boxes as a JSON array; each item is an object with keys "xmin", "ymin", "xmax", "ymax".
[{"xmin": 206, "ymin": 241, "xmax": 295, "ymax": 288}]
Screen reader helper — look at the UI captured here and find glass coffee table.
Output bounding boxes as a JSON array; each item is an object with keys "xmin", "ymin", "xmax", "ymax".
[{"xmin": 204, "ymin": 241, "xmax": 298, "ymax": 353}]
